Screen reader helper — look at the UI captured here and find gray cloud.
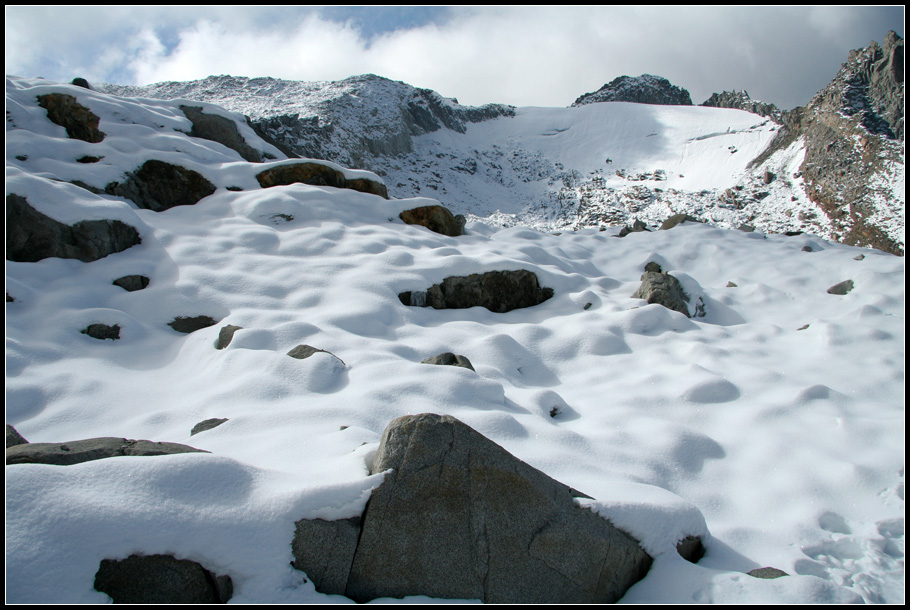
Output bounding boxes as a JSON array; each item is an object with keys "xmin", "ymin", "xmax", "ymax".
[{"xmin": 5, "ymin": 6, "xmax": 904, "ymax": 110}]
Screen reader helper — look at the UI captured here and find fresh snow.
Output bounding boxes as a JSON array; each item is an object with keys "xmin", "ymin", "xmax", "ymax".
[{"xmin": 5, "ymin": 76, "xmax": 906, "ymax": 604}]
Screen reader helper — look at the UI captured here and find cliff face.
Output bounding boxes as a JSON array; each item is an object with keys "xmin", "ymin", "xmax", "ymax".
[{"xmin": 749, "ymin": 31, "xmax": 904, "ymax": 255}]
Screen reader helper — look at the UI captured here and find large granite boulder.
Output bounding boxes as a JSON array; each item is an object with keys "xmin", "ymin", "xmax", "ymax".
[
  {"xmin": 94, "ymin": 553, "xmax": 233, "ymax": 603},
  {"xmin": 399, "ymin": 205, "xmax": 464, "ymax": 236},
  {"xmin": 399, "ymin": 270, "xmax": 553, "ymax": 313},
  {"xmin": 180, "ymin": 105, "xmax": 263, "ymax": 162},
  {"xmin": 632, "ymin": 262, "xmax": 691, "ymax": 317},
  {"xmin": 105, "ymin": 160, "xmax": 217, "ymax": 212},
  {"xmin": 255, "ymin": 162, "xmax": 388, "ymax": 199},
  {"xmin": 36, "ymin": 93, "xmax": 105, "ymax": 143},
  {"xmin": 6, "ymin": 193, "xmax": 141, "ymax": 263},
  {"xmin": 293, "ymin": 414, "xmax": 653, "ymax": 603},
  {"xmin": 6, "ymin": 437, "xmax": 208, "ymax": 466}
]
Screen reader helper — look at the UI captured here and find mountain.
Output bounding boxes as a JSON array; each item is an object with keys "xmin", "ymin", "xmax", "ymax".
[
  {"xmin": 95, "ymin": 33, "xmax": 904, "ymax": 255},
  {"xmin": 5, "ymin": 73, "xmax": 904, "ymax": 604},
  {"xmin": 572, "ymin": 74, "xmax": 694, "ymax": 106}
]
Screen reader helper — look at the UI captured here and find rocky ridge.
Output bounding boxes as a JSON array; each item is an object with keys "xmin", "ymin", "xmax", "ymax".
[
  {"xmin": 572, "ymin": 74, "xmax": 693, "ymax": 106},
  {"xmin": 700, "ymin": 90, "xmax": 783, "ymax": 124}
]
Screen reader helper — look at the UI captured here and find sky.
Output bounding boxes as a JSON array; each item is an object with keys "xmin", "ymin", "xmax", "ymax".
[{"xmin": 4, "ymin": 6, "xmax": 904, "ymax": 109}]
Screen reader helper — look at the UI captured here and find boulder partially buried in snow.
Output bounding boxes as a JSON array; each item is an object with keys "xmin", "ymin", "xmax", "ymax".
[
  {"xmin": 6, "ymin": 437, "xmax": 208, "ymax": 466},
  {"xmin": 632, "ymin": 262, "xmax": 691, "ymax": 317},
  {"xmin": 94, "ymin": 553, "xmax": 233, "ymax": 603},
  {"xmin": 255, "ymin": 161, "xmax": 388, "ymax": 198},
  {"xmin": 36, "ymin": 92, "xmax": 105, "ymax": 143},
  {"xmin": 399, "ymin": 270, "xmax": 553, "ymax": 313},
  {"xmin": 399, "ymin": 205, "xmax": 464, "ymax": 236},
  {"xmin": 105, "ymin": 160, "xmax": 217, "ymax": 212},
  {"xmin": 293, "ymin": 413, "xmax": 653, "ymax": 603},
  {"xmin": 180, "ymin": 105, "xmax": 264, "ymax": 163}
]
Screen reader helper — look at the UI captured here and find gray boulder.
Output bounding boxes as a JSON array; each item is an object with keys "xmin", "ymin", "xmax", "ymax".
[
  {"xmin": 321, "ymin": 413, "xmax": 653, "ymax": 603},
  {"xmin": 112, "ymin": 275, "xmax": 149, "ymax": 292},
  {"xmin": 420, "ymin": 352, "xmax": 475, "ymax": 371},
  {"xmin": 215, "ymin": 324, "xmax": 243, "ymax": 349},
  {"xmin": 94, "ymin": 553, "xmax": 233, "ymax": 603},
  {"xmin": 659, "ymin": 213, "xmax": 703, "ymax": 231},
  {"xmin": 827, "ymin": 279, "xmax": 855, "ymax": 295},
  {"xmin": 6, "ymin": 424, "xmax": 28, "ymax": 448},
  {"xmin": 190, "ymin": 418, "xmax": 229, "ymax": 436},
  {"xmin": 180, "ymin": 105, "xmax": 263, "ymax": 163},
  {"xmin": 168, "ymin": 315, "xmax": 219, "ymax": 334},
  {"xmin": 747, "ymin": 567, "xmax": 789, "ymax": 579},
  {"xmin": 36, "ymin": 93, "xmax": 105, "ymax": 143},
  {"xmin": 399, "ymin": 205, "xmax": 463, "ymax": 236},
  {"xmin": 292, "ymin": 517, "xmax": 361, "ymax": 596},
  {"xmin": 632, "ymin": 262, "xmax": 691, "ymax": 317},
  {"xmin": 6, "ymin": 437, "xmax": 208, "ymax": 466},
  {"xmin": 399, "ymin": 270, "xmax": 553, "ymax": 313},
  {"xmin": 287, "ymin": 344, "xmax": 345, "ymax": 365},
  {"xmin": 6, "ymin": 193, "xmax": 141, "ymax": 263},
  {"xmin": 106, "ymin": 160, "xmax": 217, "ymax": 212}
]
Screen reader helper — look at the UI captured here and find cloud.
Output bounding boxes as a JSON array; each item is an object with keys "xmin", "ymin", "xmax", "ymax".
[{"xmin": 5, "ymin": 6, "xmax": 904, "ymax": 109}]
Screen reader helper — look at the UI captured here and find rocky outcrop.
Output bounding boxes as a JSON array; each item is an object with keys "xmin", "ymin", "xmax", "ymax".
[
  {"xmin": 399, "ymin": 205, "xmax": 464, "ymax": 236},
  {"xmin": 6, "ymin": 193, "xmax": 142, "ymax": 263},
  {"xmin": 399, "ymin": 270, "xmax": 554, "ymax": 313},
  {"xmin": 632, "ymin": 262, "xmax": 691, "ymax": 317},
  {"xmin": 106, "ymin": 160, "xmax": 217, "ymax": 212},
  {"xmin": 6, "ymin": 437, "xmax": 208, "ymax": 466},
  {"xmin": 700, "ymin": 90, "xmax": 783, "ymax": 123},
  {"xmin": 94, "ymin": 554, "xmax": 233, "ymax": 603},
  {"xmin": 180, "ymin": 105, "xmax": 263, "ymax": 162},
  {"xmin": 573, "ymin": 75, "xmax": 693, "ymax": 107},
  {"xmin": 293, "ymin": 413, "xmax": 653, "ymax": 603},
  {"xmin": 36, "ymin": 93, "xmax": 105, "ymax": 142},
  {"xmin": 255, "ymin": 162, "xmax": 388, "ymax": 198},
  {"xmin": 420, "ymin": 352, "xmax": 475, "ymax": 371}
]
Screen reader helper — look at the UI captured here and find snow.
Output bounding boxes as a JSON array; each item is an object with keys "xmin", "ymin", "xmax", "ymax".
[{"xmin": 5, "ymin": 75, "xmax": 905, "ymax": 604}]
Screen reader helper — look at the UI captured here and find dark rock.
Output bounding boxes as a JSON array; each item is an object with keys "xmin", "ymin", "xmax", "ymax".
[
  {"xmin": 180, "ymin": 105, "xmax": 263, "ymax": 162},
  {"xmin": 112, "ymin": 275, "xmax": 150, "ymax": 292},
  {"xmin": 76, "ymin": 155, "xmax": 103, "ymax": 163},
  {"xmin": 827, "ymin": 279, "xmax": 855, "ymax": 295},
  {"xmin": 401, "ymin": 270, "xmax": 553, "ymax": 313},
  {"xmin": 292, "ymin": 517, "xmax": 361, "ymax": 595},
  {"xmin": 747, "ymin": 567, "xmax": 789, "ymax": 579},
  {"xmin": 801, "ymin": 245, "xmax": 814, "ymax": 252},
  {"xmin": 659, "ymin": 214, "xmax": 703, "ymax": 230},
  {"xmin": 726, "ymin": 281, "xmax": 738, "ymax": 287},
  {"xmin": 36, "ymin": 93, "xmax": 105, "ymax": 142},
  {"xmin": 737, "ymin": 224, "xmax": 755, "ymax": 232},
  {"xmin": 399, "ymin": 205, "xmax": 463, "ymax": 236},
  {"xmin": 255, "ymin": 162, "xmax": 388, "ymax": 199},
  {"xmin": 81, "ymin": 323, "xmax": 121, "ymax": 340},
  {"xmin": 573, "ymin": 74, "xmax": 692, "ymax": 106},
  {"xmin": 675, "ymin": 536, "xmax": 705, "ymax": 563},
  {"xmin": 71, "ymin": 77, "xmax": 92, "ymax": 90},
  {"xmin": 215, "ymin": 325, "xmax": 243, "ymax": 349},
  {"xmin": 168, "ymin": 316, "xmax": 219, "ymax": 333},
  {"xmin": 7, "ymin": 292, "xmax": 14, "ymax": 302},
  {"xmin": 616, "ymin": 219, "xmax": 650, "ymax": 238},
  {"xmin": 339, "ymin": 413, "xmax": 652, "ymax": 603},
  {"xmin": 854, "ymin": 253, "xmax": 865, "ymax": 260},
  {"xmin": 6, "ymin": 437, "xmax": 208, "ymax": 466},
  {"xmin": 6, "ymin": 193, "xmax": 142, "ymax": 263},
  {"xmin": 287, "ymin": 344, "xmax": 344, "ymax": 364},
  {"xmin": 105, "ymin": 160, "xmax": 217, "ymax": 212},
  {"xmin": 763, "ymin": 170, "xmax": 776, "ymax": 184},
  {"xmin": 7, "ymin": 424, "xmax": 28, "ymax": 448},
  {"xmin": 94, "ymin": 553, "xmax": 233, "ymax": 603},
  {"xmin": 797, "ymin": 324, "xmax": 810, "ymax": 331},
  {"xmin": 632, "ymin": 264, "xmax": 691, "ymax": 317},
  {"xmin": 190, "ymin": 418, "xmax": 229, "ymax": 436},
  {"xmin": 420, "ymin": 352, "xmax": 475, "ymax": 371},
  {"xmin": 784, "ymin": 230, "xmax": 804, "ymax": 236},
  {"xmin": 700, "ymin": 90, "xmax": 783, "ymax": 123}
]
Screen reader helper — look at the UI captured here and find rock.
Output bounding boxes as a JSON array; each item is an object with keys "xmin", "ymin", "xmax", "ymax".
[
  {"xmin": 94, "ymin": 553, "xmax": 233, "ymax": 603},
  {"xmin": 70, "ymin": 77, "xmax": 92, "ymax": 90},
  {"xmin": 336, "ymin": 413, "xmax": 652, "ymax": 603},
  {"xmin": 700, "ymin": 90, "xmax": 783, "ymax": 123},
  {"xmin": 659, "ymin": 214, "xmax": 703, "ymax": 230},
  {"xmin": 827, "ymin": 279, "xmax": 855, "ymax": 295},
  {"xmin": 36, "ymin": 93, "xmax": 105, "ymax": 143},
  {"xmin": 747, "ymin": 567, "xmax": 789, "ymax": 579},
  {"xmin": 573, "ymin": 74, "xmax": 693, "ymax": 106},
  {"xmin": 399, "ymin": 205, "xmax": 463, "ymax": 236},
  {"xmin": 180, "ymin": 105, "xmax": 263, "ymax": 162},
  {"xmin": 737, "ymin": 224, "xmax": 755, "ymax": 232},
  {"xmin": 420, "ymin": 352, "xmax": 475, "ymax": 371},
  {"xmin": 215, "ymin": 325, "xmax": 243, "ymax": 349},
  {"xmin": 632, "ymin": 263, "xmax": 691, "ymax": 317},
  {"xmin": 106, "ymin": 160, "xmax": 217, "ymax": 212},
  {"xmin": 616, "ymin": 219, "xmax": 650, "ymax": 238},
  {"xmin": 801, "ymin": 245, "xmax": 814, "ymax": 252},
  {"xmin": 291, "ymin": 517, "xmax": 361, "ymax": 596},
  {"xmin": 190, "ymin": 418, "xmax": 228, "ymax": 436},
  {"xmin": 7, "ymin": 424, "xmax": 28, "ymax": 448},
  {"xmin": 854, "ymin": 253, "xmax": 865, "ymax": 260},
  {"xmin": 6, "ymin": 193, "xmax": 142, "ymax": 263},
  {"xmin": 797, "ymin": 324, "xmax": 810, "ymax": 331},
  {"xmin": 726, "ymin": 281, "xmax": 738, "ymax": 287},
  {"xmin": 287, "ymin": 344, "xmax": 344, "ymax": 364},
  {"xmin": 81, "ymin": 323, "xmax": 121, "ymax": 340},
  {"xmin": 112, "ymin": 275, "xmax": 150, "ymax": 292},
  {"xmin": 763, "ymin": 170, "xmax": 776, "ymax": 184},
  {"xmin": 675, "ymin": 536, "xmax": 705, "ymax": 563},
  {"xmin": 255, "ymin": 162, "xmax": 388, "ymax": 199},
  {"xmin": 168, "ymin": 315, "xmax": 219, "ymax": 333},
  {"xmin": 6, "ymin": 437, "xmax": 208, "ymax": 466},
  {"xmin": 400, "ymin": 270, "xmax": 554, "ymax": 313}
]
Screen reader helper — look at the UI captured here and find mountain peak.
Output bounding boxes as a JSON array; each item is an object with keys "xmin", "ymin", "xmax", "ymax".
[{"xmin": 571, "ymin": 74, "xmax": 693, "ymax": 107}]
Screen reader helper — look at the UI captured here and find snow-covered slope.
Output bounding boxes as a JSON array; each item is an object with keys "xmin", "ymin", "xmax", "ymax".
[{"xmin": 5, "ymin": 76, "xmax": 905, "ymax": 604}]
